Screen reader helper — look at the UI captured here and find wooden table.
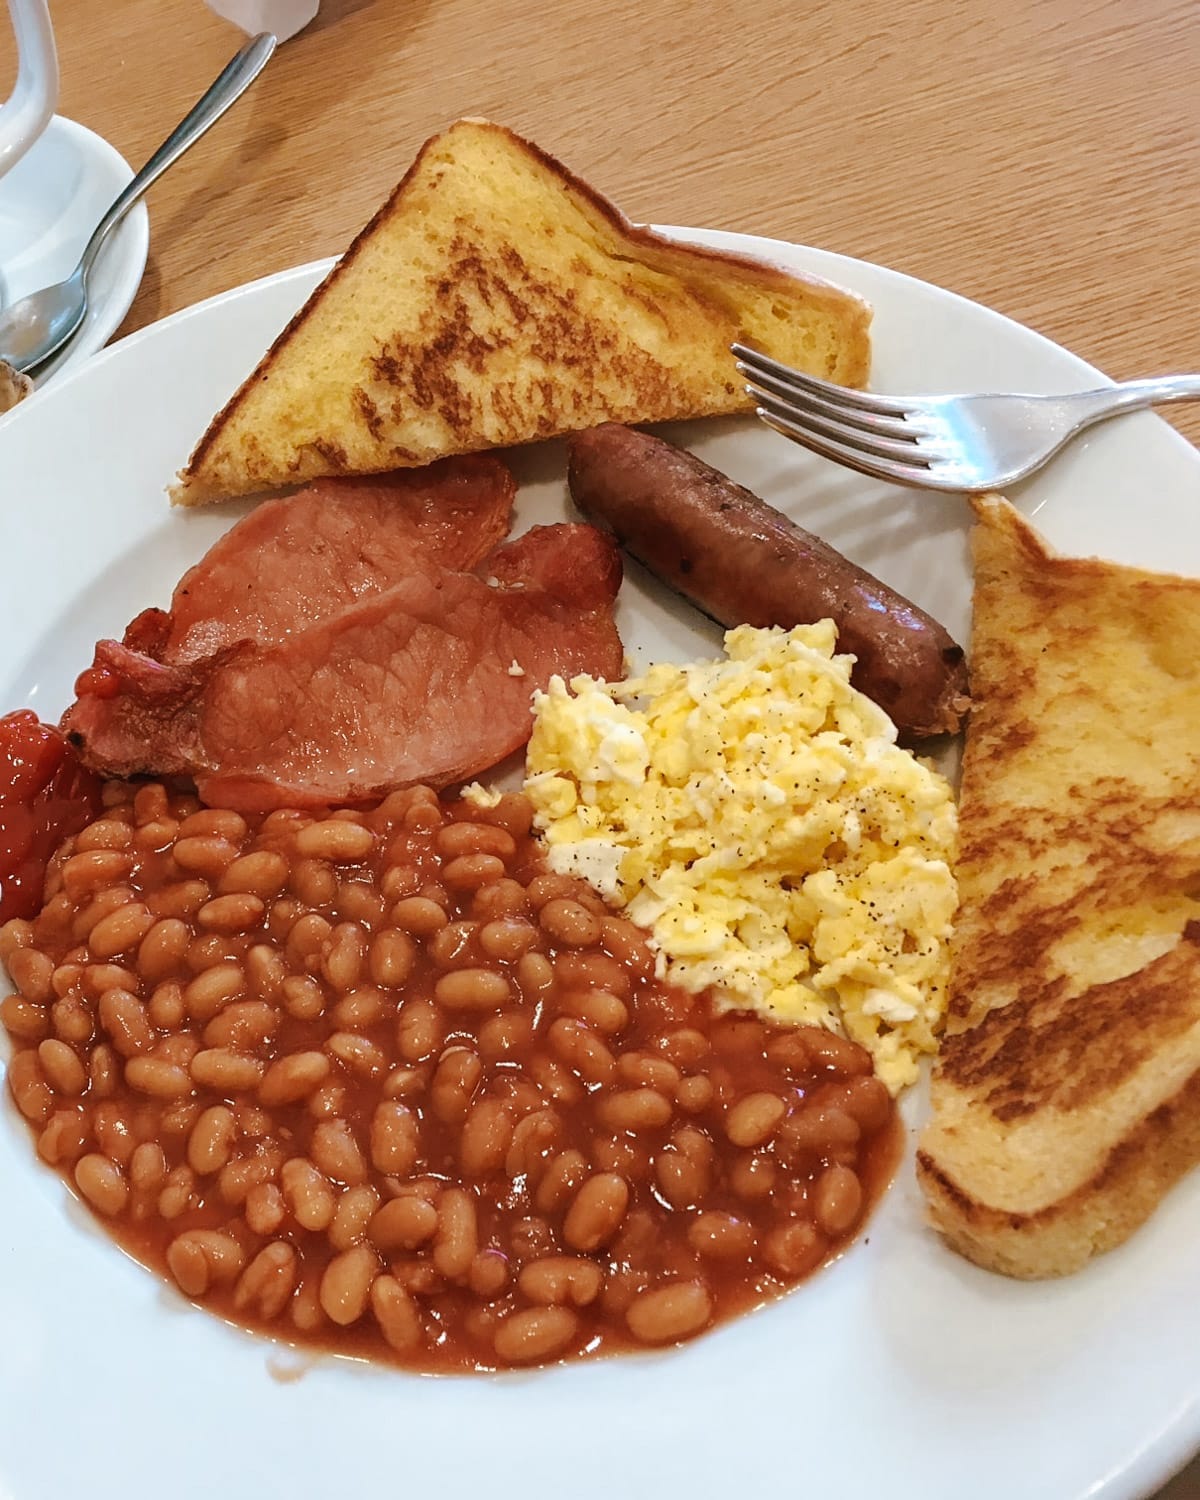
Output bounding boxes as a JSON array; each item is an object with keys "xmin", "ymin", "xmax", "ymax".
[{"xmin": 5, "ymin": 1, "xmax": 1200, "ymax": 1494}]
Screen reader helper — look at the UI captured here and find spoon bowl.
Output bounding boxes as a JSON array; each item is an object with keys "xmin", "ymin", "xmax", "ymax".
[{"xmin": 0, "ymin": 32, "xmax": 275, "ymax": 376}]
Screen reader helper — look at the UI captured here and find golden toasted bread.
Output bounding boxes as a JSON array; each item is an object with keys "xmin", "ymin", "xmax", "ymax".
[
  {"xmin": 170, "ymin": 118, "xmax": 871, "ymax": 506},
  {"xmin": 916, "ymin": 495, "xmax": 1200, "ymax": 1278}
]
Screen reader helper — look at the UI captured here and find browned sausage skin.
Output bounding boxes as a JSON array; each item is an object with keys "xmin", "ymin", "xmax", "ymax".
[{"xmin": 566, "ymin": 424, "xmax": 968, "ymax": 739}]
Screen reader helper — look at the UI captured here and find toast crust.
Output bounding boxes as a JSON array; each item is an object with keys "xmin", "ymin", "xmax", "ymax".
[
  {"xmin": 172, "ymin": 118, "xmax": 871, "ymax": 505},
  {"xmin": 918, "ymin": 495, "xmax": 1200, "ymax": 1277}
]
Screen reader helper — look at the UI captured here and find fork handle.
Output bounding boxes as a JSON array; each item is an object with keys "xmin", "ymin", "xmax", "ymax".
[{"xmin": 1073, "ymin": 374, "xmax": 1200, "ymax": 422}]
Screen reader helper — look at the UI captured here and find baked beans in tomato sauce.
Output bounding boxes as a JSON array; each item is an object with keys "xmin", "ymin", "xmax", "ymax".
[{"xmin": 1, "ymin": 780, "xmax": 898, "ymax": 1371}]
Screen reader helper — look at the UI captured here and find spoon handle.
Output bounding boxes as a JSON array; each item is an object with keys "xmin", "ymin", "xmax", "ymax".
[{"xmin": 79, "ymin": 31, "xmax": 277, "ymax": 282}]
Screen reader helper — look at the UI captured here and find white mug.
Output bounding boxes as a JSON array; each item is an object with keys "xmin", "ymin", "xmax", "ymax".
[{"xmin": 0, "ymin": 0, "xmax": 58, "ymax": 181}]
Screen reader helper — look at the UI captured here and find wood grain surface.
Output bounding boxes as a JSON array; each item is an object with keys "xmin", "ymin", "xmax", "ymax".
[{"xmin": 3, "ymin": 2, "xmax": 1200, "ymax": 1493}]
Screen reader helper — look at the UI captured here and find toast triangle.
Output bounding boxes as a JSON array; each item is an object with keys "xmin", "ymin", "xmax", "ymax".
[{"xmin": 170, "ymin": 118, "xmax": 870, "ymax": 505}]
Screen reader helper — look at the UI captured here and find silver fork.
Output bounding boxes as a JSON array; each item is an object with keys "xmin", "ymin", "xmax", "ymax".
[{"xmin": 732, "ymin": 342, "xmax": 1200, "ymax": 493}]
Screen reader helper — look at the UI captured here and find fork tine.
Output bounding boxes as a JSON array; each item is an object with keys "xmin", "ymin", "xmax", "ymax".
[
  {"xmin": 755, "ymin": 406, "xmax": 937, "ymax": 488},
  {"xmin": 731, "ymin": 342, "xmax": 910, "ymax": 417},
  {"xmin": 747, "ymin": 387, "xmax": 948, "ymax": 466},
  {"xmin": 736, "ymin": 362, "xmax": 926, "ymax": 442}
]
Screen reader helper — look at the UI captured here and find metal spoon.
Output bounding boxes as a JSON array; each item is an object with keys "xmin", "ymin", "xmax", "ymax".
[{"xmin": 0, "ymin": 31, "xmax": 276, "ymax": 376}]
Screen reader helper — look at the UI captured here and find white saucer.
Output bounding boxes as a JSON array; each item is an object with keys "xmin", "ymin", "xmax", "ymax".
[{"xmin": 0, "ymin": 115, "xmax": 149, "ymax": 387}]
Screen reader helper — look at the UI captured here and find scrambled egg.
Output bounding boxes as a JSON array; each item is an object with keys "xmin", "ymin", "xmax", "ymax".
[{"xmin": 523, "ymin": 622, "xmax": 958, "ymax": 1091}]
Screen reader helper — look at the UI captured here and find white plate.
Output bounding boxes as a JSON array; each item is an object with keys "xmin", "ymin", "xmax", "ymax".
[
  {"xmin": 1, "ymin": 230, "xmax": 1199, "ymax": 1500},
  {"xmin": 0, "ymin": 115, "xmax": 149, "ymax": 385}
]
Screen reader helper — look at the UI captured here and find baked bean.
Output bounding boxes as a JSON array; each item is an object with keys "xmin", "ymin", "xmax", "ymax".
[
  {"xmin": 730, "ymin": 1151, "xmax": 777, "ymax": 1200},
  {"xmin": 799, "ymin": 1027, "xmax": 873, "ymax": 1077},
  {"xmin": 296, "ymin": 820, "xmax": 375, "ymax": 863},
  {"xmin": 764, "ymin": 1222, "xmax": 827, "ymax": 1278},
  {"xmin": 477, "ymin": 918, "xmax": 539, "ymax": 962},
  {"xmin": 368, "ymin": 929, "xmax": 414, "ymax": 989},
  {"xmin": 38, "ymin": 1109, "xmax": 88, "ymax": 1165},
  {"xmin": 136, "ymin": 918, "xmax": 190, "ymax": 983},
  {"xmin": 286, "ymin": 912, "xmax": 333, "ymax": 967},
  {"xmin": 98, "ymin": 988, "xmax": 155, "ymax": 1057},
  {"xmin": 167, "ymin": 1229, "xmax": 245, "ymax": 1297},
  {"xmin": 437, "ymin": 823, "xmax": 516, "ymax": 860},
  {"xmin": 88, "ymin": 1043, "xmax": 119, "ymax": 1099},
  {"xmin": 478, "ymin": 1009, "xmax": 533, "ymax": 1060},
  {"xmin": 434, "ymin": 968, "xmax": 512, "ymax": 1015},
  {"xmin": 281, "ymin": 975, "xmax": 325, "ymax": 1021},
  {"xmin": 555, "ymin": 952, "xmax": 631, "ymax": 1000},
  {"xmin": 75, "ymin": 1153, "xmax": 129, "ymax": 1216},
  {"xmin": 626, "ymin": 1282, "xmax": 713, "ymax": 1344},
  {"xmin": 519, "ymin": 1257, "xmax": 603, "ymax": 1307},
  {"xmin": 505, "ymin": 1108, "xmax": 561, "ymax": 1181},
  {"xmin": 337, "ymin": 881, "xmax": 387, "ymax": 928},
  {"xmin": 49, "ymin": 962, "xmax": 84, "ymax": 1001},
  {"xmin": 290, "ymin": 858, "xmax": 338, "ymax": 908},
  {"xmin": 50, "ymin": 995, "xmax": 91, "ymax": 1046},
  {"xmin": 494, "ymin": 1306, "xmax": 578, "ymax": 1364},
  {"xmin": 426, "ymin": 921, "xmax": 478, "ymax": 970},
  {"xmin": 471, "ymin": 878, "xmax": 530, "ymax": 921},
  {"xmin": 37, "ymin": 1038, "xmax": 87, "ymax": 1096},
  {"xmin": 311, "ymin": 1119, "xmax": 368, "ymax": 1185},
  {"xmin": 779, "ymin": 1104, "xmax": 861, "ymax": 1158},
  {"xmin": 7, "ymin": 947, "xmax": 54, "ymax": 1004},
  {"xmin": 821, "ymin": 1076, "xmax": 892, "ymax": 1134},
  {"xmin": 74, "ymin": 820, "xmax": 131, "ymax": 853},
  {"xmin": 617, "ymin": 1053, "xmax": 681, "ymax": 1092},
  {"xmin": 129, "ymin": 1141, "xmax": 168, "ymax": 1193},
  {"xmin": 654, "ymin": 1128, "xmax": 713, "ymax": 1209},
  {"xmin": 599, "ymin": 916, "xmax": 657, "ymax": 978},
  {"xmin": 218, "ymin": 1149, "xmax": 280, "ymax": 1205},
  {"xmin": 245, "ymin": 1183, "xmax": 287, "ymax": 1236},
  {"xmin": 540, "ymin": 898, "xmax": 603, "ymax": 948},
  {"xmin": 202, "ymin": 999, "xmax": 278, "ymax": 1051},
  {"xmin": 548, "ymin": 1017, "xmax": 616, "ymax": 1085},
  {"xmin": 61, "ymin": 849, "xmax": 133, "ymax": 900},
  {"xmin": 371, "ymin": 1275, "xmax": 424, "ymax": 1352},
  {"xmin": 125, "ymin": 1057, "xmax": 194, "ymax": 1099},
  {"xmin": 534, "ymin": 1148, "xmax": 589, "ymax": 1213},
  {"xmin": 183, "ymin": 963, "xmax": 245, "ymax": 1020},
  {"xmin": 282, "ymin": 1158, "xmax": 336, "ymax": 1230},
  {"xmin": 134, "ymin": 818, "xmax": 179, "ymax": 853},
  {"xmin": 382, "ymin": 1065, "xmax": 426, "ymax": 1099},
  {"xmin": 326, "ymin": 1031, "xmax": 386, "ymax": 1076},
  {"xmin": 431, "ymin": 1048, "xmax": 483, "ymax": 1123},
  {"xmin": 528, "ymin": 1054, "xmax": 584, "ymax": 1108},
  {"xmin": 725, "ymin": 1091, "xmax": 788, "ymax": 1148},
  {"xmin": 73, "ymin": 886, "xmax": 134, "ymax": 943},
  {"xmin": 813, "ymin": 1164, "xmax": 864, "ymax": 1237},
  {"xmin": 185, "ymin": 935, "xmax": 237, "ymax": 975},
  {"xmin": 564, "ymin": 1173, "xmax": 629, "ymax": 1252},
  {"xmin": 178, "ymin": 810, "xmax": 247, "ymax": 843},
  {"xmin": 687, "ymin": 1212, "xmax": 756, "ymax": 1260},
  {"xmin": 442, "ymin": 854, "xmax": 506, "ymax": 891},
  {"xmin": 1, "ymin": 993, "xmax": 48, "ymax": 1041},
  {"xmin": 598, "ymin": 1088, "xmax": 672, "ymax": 1133},
  {"xmin": 460, "ymin": 1099, "xmax": 514, "ymax": 1176},
  {"xmin": 563, "ymin": 988, "xmax": 629, "ymax": 1035},
  {"xmin": 322, "ymin": 923, "xmax": 366, "ymax": 991},
  {"xmin": 234, "ymin": 1242, "xmax": 296, "ymax": 1320},
  {"xmin": 370, "ymin": 1100, "xmax": 419, "ymax": 1174},
  {"xmin": 329, "ymin": 986, "xmax": 386, "ymax": 1030},
  {"xmin": 190, "ymin": 1049, "xmax": 264, "ymax": 1092},
  {"xmin": 329, "ymin": 1185, "xmax": 382, "ymax": 1251},
  {"xmin": 173, "ymin": 837, "xmax": 238, "ymax": 880},
  {"xmin": 369, "ymin": 1195, "xmax": 439, "ymax": 1252},
  {"xmin": 380, "ymin": 864, "xmax": 421, "ymax": 903},
  {"xmin": 676, "ymin": 1076, "xmax": 714, "ymax": 1113},
  {"xmin": 219, "ymin": 850, "xmax": 288, "ymax": 898},
  {"xmin": 308, "ymin": 1082, "xmax": 348, "ymax": 1120},
  {"xmin": 390, "ymin": 896, "xmax": 448, "ymax": 936},
  {"xmin": 197, "ymin": 894, "xmax": 265, "ymax": 934},
  {"xmin": 396, "ymin": 997, "xmax": 441, "ymax": 1062},
  {"xmin": 656, "ymin": 1027, "xmax": 710, "ymax": 1068},
  {"xmin": 258, "ymin": 1051, "xmax": 330, "ymax": 1106},
  {"xmin": 187, "ymin": 1105, "xmax": 237, "ymax": 1175},
  {"xmin": 157, "ymin": 1164, "xmax": 196, "ymax": 1219},
  {"xmin": 0, "ymin": 917, "xmax": 33, "ymax": 962},
  {"xmin": 433, "ymin": 1187, "xmax": 478, "ymax": 1280},
  {"xmin": 146, "ymin": 880, "xmax": 210, "ymax": 921},
  {"xmin": 148, "ymin": 982, "xmax": 186, "ymax": 1030}
]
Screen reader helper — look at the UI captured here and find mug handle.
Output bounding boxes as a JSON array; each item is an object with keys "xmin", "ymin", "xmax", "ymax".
[{"xmin": 0, "ymin": 0, "xmax": 59, "ymax": 179}]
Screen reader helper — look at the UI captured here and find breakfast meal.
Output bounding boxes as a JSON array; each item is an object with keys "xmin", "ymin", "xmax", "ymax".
[
  {"xmin": 523, "ymin": 622, "xmax": 957, "ymax": 1092},
  {"xmin": 168, "ymin": 118, "xmax": 871, "ymax": 506},
  {"xmin": 567, "ymin": 423, "xmax": 970, "ymax": 739},
  {"xmin": 917, "ymin": 496, "xmax": 1200, "ymax": 1277},
  {"xmin": 3, "ymin": 113, "xmax": 1199, "ymax": 1382}
]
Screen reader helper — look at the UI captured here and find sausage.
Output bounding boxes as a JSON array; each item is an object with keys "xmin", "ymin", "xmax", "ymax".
[{"xmin": 566, "ymin": 424, "xmax": 968, "ymax": 739}]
